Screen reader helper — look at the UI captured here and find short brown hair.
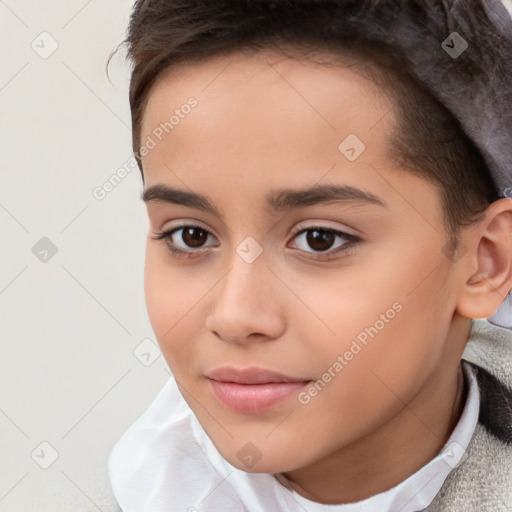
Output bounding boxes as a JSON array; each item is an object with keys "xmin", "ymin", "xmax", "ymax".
[{"xmin": 109, "ymin": 0, "xmax": 500, "ymax": 239}]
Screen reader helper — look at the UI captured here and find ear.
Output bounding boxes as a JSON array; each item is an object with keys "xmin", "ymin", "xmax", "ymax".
[{"xmin": 456, "ymin": 198, "xmax": 512, "ymax": 319}]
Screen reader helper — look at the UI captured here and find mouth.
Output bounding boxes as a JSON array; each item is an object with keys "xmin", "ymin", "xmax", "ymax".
[{"xmin": 205, "ymin": 366, "xmax": 312, "ymax": 414}]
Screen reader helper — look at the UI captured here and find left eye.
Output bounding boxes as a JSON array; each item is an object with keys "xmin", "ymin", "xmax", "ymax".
[{"xmin": 290, "ymin": 227, "xmax": 358, "ymax": 254}]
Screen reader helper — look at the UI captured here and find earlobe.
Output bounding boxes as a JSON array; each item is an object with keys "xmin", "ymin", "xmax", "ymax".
[{"xmin": 456, "ymin": 198, "xmax": 512, "ymax": 319}]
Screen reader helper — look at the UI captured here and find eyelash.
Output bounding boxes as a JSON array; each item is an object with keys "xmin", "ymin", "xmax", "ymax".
[{"xmin": 151, "ymin": 224, "xmax": 360, "ymax": 260}]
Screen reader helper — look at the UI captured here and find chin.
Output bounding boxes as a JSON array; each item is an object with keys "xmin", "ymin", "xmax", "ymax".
[{"xmin": 215, "ymin": 442, "xmax": 307, "ymax": 474}]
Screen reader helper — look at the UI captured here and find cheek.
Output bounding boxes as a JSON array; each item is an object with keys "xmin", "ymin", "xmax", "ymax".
[
  {"xmin": 289, "ymin": 306, "xmax": 436, "ymax": 457},
  {"xmin": 144, "ymin": 245, "xmax": 173, "ymax": 333},
  {"xmin": 290, "ymin": 242, "xmax": 434, "ymax": 352},
  {"xmin": 143, "ymin": 244, "xmax": 203, "ymax": 370},
  {"xmin": 293, "ymin": 241, "xmax": 450, "ymax": 412}
]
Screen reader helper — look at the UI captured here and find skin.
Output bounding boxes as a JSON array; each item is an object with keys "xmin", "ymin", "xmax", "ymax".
[{"xmin": 139, "ymin": 48, "xmax": 512, "ymax": 504}]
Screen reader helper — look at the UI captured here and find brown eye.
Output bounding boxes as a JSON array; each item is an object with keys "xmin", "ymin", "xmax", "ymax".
[
  {"xmin": 181, "ymin": 227, "xmax": 209, "ymax": 247},
  {"xmin": 306, "ymin": 229, "xmax": 336, "ymax": 251},
  {"xmin": 290, "ymin": 225, "xmax": 359, "ymax": 258},
  {"xmin": 152, "ymin": 224, "xmax": 218, "ymax": 257}
]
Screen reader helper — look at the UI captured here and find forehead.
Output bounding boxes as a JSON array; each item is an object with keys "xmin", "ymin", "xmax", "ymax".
[{"xmin": 140, "ymin": 48, "xmax": 395, "ymax": 175}]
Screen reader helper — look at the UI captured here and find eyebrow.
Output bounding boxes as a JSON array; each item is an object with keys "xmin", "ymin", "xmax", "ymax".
[{"xmin": 141, "ymin": 183, "xmax": 386, "ymax": 218}]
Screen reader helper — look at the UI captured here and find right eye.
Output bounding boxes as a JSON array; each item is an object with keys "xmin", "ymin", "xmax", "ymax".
[{"xmin": 152, "ymin": 225, "xmax": 219, "ymax": 258}]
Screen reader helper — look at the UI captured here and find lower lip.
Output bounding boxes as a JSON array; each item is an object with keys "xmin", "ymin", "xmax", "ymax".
[{"xmin": 207, "ymin": 379, "xmax": 310, "ymax": 414}]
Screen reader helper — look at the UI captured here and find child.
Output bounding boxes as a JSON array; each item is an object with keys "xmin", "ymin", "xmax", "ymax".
[{"xmin": 108, "ymin": 1, "xmax": 512, "ymax": 510}]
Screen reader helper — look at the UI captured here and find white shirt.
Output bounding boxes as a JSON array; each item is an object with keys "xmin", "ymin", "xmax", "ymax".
[{"xmin": 108, "ymin": 360, "xmax": 480, "ymax": 512}]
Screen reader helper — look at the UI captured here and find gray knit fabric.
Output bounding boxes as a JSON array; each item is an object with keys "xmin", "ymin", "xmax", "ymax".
[{"xmin": 426, "ymin": 320, "xmax": 512, "ymax": 511}]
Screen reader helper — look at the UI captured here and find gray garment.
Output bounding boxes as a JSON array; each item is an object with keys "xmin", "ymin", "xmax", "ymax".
[{"xmin": 426, "ymin": 320, "xmax": 512, "ymax": 511}]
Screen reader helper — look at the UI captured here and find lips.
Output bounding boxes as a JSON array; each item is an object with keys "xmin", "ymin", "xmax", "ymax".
[{"xmin": 205, "ymin": 367, "xmax": 311, "ymax": 414}]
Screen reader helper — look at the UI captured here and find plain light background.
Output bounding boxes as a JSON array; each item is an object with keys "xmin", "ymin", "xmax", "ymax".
[{"xmin": 0, "ymin": 1, "xmax": 172, "ymax": 510}]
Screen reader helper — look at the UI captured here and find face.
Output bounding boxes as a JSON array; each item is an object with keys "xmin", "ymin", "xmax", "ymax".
[{"xmin": 140, "ymin": 48, "xmax": 464, "ymax": 474}]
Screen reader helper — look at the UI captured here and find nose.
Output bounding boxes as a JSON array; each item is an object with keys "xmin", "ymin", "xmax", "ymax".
[{"xmin": 204, "ymin": 250, "xmax": 286, "ymax": 345}]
